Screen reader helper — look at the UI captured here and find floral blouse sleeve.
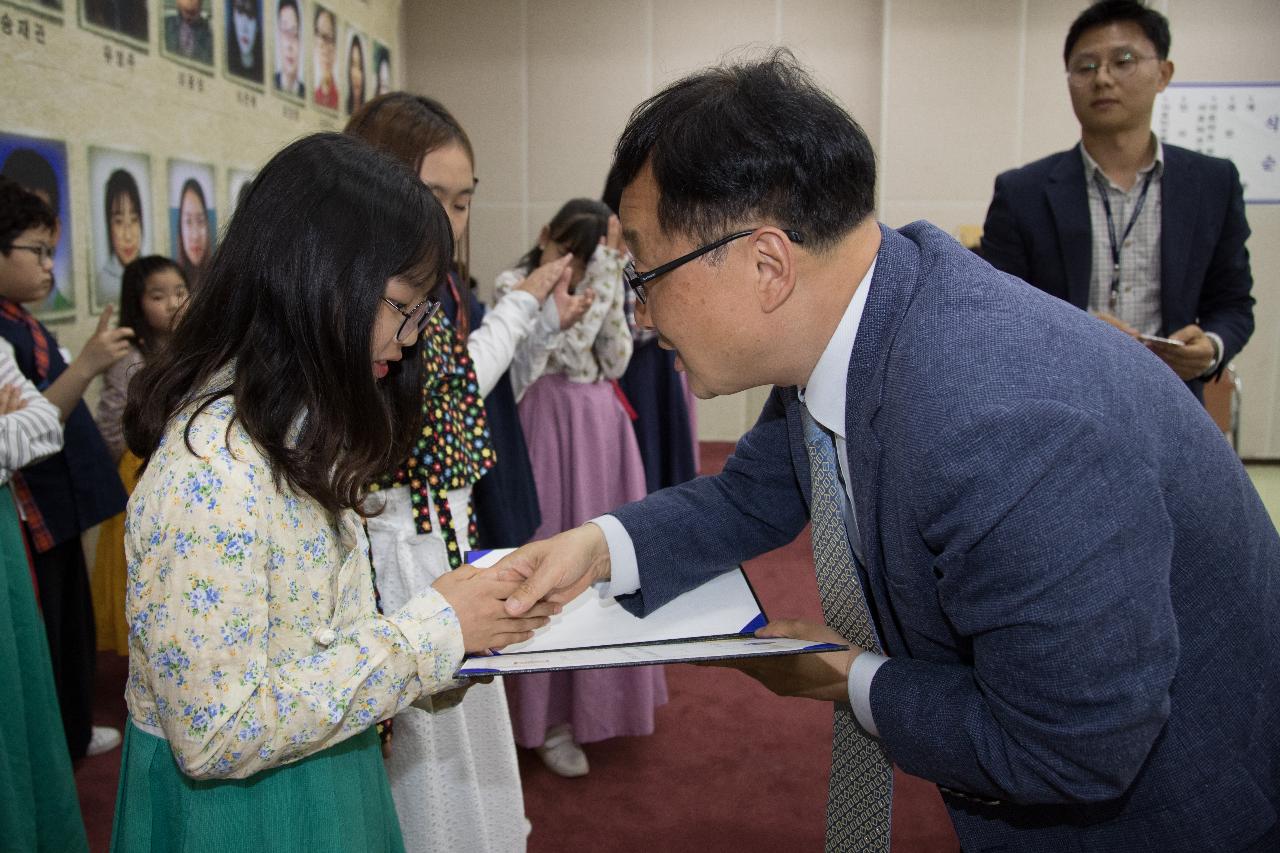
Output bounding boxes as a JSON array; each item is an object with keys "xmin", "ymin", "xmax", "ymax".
[
  {"xmin": 125, "ymin": 398, "xmax": 465, "ymax": 779},
  {"xmin": 588, "ymin": 247, "xmax": 634, "ymax": 380}
]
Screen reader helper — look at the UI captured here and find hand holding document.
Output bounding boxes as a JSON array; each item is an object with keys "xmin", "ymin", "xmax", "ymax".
[{"xmin": 459, "ymin": 548, "xmax": 845, "ymax": 677}]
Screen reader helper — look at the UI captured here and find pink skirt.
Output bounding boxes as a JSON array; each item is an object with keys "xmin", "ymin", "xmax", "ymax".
[{"xmin": 507, "ymin": 373, "xmax": 667, "ymax": 746}]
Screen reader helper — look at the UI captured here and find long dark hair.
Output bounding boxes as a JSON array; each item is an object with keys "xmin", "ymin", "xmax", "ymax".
[
  {"xmin": 104, "ymin": 168, "xmax": 143, "ymax": 261},
  {"xmin": 124, "ymin": 132, "xmax": 453, "ymax": 514},
  {"xmin": 344, "ymin": 92, "xmax": 474, "ymax": 329},
  {"xmin": 119, "ymin": 255, "xmax": 185, "ymax": 356},
  {"xmin": 516, "ymin": 198, "xmax": 610, "ymax": 274}
]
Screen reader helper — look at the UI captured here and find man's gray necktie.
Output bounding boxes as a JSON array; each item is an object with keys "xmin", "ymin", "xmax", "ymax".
[{"xmin": 800, "ymin": 405, "xmax": 893, "ymax": 852}]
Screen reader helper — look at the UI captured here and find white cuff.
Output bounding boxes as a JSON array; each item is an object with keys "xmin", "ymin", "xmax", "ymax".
[
  {"xmin": 588, "ymin": 515, "xmax": 640, "ymax": 597},
  {"xmin": 538, "ymin": 296, "xmax": 560, "ymax": 335},
  {"xmin": 1201, "ymin": 331, "xmax": 1225, "ymax": 377},
  {"xmin": 847, "ymin": 650, "xmax": 888, "ymax": 737}
]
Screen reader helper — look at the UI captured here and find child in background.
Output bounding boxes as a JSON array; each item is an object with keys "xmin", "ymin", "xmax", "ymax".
[
  {"xmin": 498, "ymin": 199, "xmax": 665, "ymax": 778},
  {"xmin": 0, "ymin": 177, "xmax": 132, "ymax": 760},
  {"xmin": 112, "ymin": 132, "xmax": 553, "ymax": 850},
  {"xmin": 97, "ymin": 168, "xmax": 144, "ymax": 306},
  {"xmin": 92, "ymin": 255, "xmax": 189, "ymax": 655},
  {"xmin": 347, "ymin": 92, "xmax": 591, "ymax": 853}
]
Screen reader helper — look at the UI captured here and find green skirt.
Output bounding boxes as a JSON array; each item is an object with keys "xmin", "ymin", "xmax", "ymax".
[
  {"xmin": 0, "ymin": 483, "xmax": 88, "ymax": 853},
  {"xmin": 111, "ymin": 722, "xmax": 406, "ymax": 852}
]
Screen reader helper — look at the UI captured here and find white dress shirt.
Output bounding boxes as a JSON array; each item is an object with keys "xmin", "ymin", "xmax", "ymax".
[{"xmin": 594, "ymin": 260, "xmax": 887, "ymax": 737}]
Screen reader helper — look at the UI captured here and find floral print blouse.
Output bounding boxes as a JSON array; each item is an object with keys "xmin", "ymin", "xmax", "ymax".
[
  {"xmin": 124, "ymin": 381, "xmax": 465, "ymax": 779},
  {"xmin": 495, "ymin": 244, "xmax": 633, "ymax": 399}
]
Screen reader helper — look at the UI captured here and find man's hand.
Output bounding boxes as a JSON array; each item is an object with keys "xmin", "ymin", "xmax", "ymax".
[
  {"xmin": 431, "ymin": 564, "xmax": 560, "ymax": 653},
  {"xmin": 1147, "ymin": 323, "xmax": 1216, "ymax": 380},
  {"xmin": 497, "ymin": 523, "xmax": 613, "ymax": 615},
  {"xmin": 704, "ymin": 619, "xmax": 863, "ymax": 703}
]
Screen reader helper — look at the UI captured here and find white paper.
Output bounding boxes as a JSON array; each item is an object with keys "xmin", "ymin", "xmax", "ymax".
[{"xmin": 458, "ymin": 637, "xmax": 844, "ymax": 677}]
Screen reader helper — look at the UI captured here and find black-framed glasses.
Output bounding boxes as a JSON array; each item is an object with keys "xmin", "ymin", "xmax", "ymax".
[
  {"xmin": 382, "ymin": 297, "xmax": 440, "ymax": 344},
  {"xmin": 10, "ymin": 243, "xmax": 55, "ymax": 264},
  {"xmin": 623, "ymin": 228, "xmax": 805, "ymax": 304},
  {"xmin": 1066, "ymin": 50, "xmax": 1159, "ymax": 87}
]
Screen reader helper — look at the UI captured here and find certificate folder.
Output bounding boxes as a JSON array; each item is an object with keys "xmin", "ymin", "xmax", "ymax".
[{"xmin": 457, "ymin": 548, "xmax": 845, "ymax": 677}]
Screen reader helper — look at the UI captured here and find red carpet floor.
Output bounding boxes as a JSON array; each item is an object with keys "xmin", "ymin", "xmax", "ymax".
[{"xmin": 73, "ymin": 441, "xmax": 959, "ymax": 852}]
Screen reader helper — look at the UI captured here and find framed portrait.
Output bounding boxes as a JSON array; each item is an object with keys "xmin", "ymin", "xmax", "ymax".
[
  {"xmin": 226, "ymin": 168, "xmax": 254, "ymax": 223},
  {"xmin": 159, "ymin": 0, "xmax": 215, "ymax": 72},
  {"xmin": 167, "ymin": 160, "xmax": 216, "ymax": 289},
  {"xmin": 0, "ymin": 132, "xmax": 75, "ymax": 320},
  {"xmin": 225, "ymin": 0, "xmax": 265, "ymax": 88},
  {"xmin": 79, "ymin": 0, "xmax": 149, "ymax": 51},
  {"xmin": 342, "ymin": 25, "xmax": 368, "ymax": 117},
  {"xmin": 310, "ymin": 3, "xmax": 337, "ymax": 112},
  {"xmin": 3, "ymin": 0, "xmax": 65, "ymax": 22},
  {"xmin": 372, "ymin": 40, "xmax": 392, "ymax": 99},
  {"xmin": 271, "ymin": 0, "xmax": 306, "ymax": 102},
  {"xmin": 88, "ymin": 147, "xmax": 152, "ymax": 313}
]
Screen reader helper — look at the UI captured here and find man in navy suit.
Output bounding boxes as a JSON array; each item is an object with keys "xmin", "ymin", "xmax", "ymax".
[
  {"xmin": 496, "ymin": 51, "xmax": 1280, "ymax": 852},
  {"xmin": 981, "ymin": 0, "xmax": 1254, "ymax": 402}
]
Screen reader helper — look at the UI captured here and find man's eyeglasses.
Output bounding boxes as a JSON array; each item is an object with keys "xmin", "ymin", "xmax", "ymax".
[
  {"xmin": 10, "ymin": 243, "xmax": 55, "ymax": 264},
  {"xmin": 1066, "ymin": 50, "xmax": 1159, "ymax": 87},
  {"xmin": 623, "ymin": 227, "xmax": 805, "ymax": 304},
  {"xmin": 382, "ymin": 297, "xmax": 441, "ymax": 344}
]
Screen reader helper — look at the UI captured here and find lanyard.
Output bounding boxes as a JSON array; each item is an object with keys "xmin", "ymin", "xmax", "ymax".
[{"xmin": 1093, "ymin": 168, "xmax": 1156, "ymax": 312}]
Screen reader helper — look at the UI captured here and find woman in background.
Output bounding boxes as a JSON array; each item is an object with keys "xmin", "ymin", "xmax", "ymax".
[{"xmin": 497, "ymin": 199, "xmax": 664, "ymax": 779}]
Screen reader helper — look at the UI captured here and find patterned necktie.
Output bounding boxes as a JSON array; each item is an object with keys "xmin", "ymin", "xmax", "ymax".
[
  {"xmin": 0, "ymin": 299, "xmax": 50, "ymax": 381},
  {"xmin": 800, "ymin": 405, "xmax": 893, "ymax": 852}
]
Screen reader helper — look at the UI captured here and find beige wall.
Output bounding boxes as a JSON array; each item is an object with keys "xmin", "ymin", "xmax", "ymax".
[{"xmin": 412, "ymin": 0, "xmax": 1279, "ymax": 455}]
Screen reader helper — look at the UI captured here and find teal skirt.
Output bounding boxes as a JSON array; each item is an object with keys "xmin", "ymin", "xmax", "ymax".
[
  {"xmin": 0, "ymin": 483, "xmax": 88, "ymax": 853},
  {"xmin": 111, "ymin": 723, "xmax": 406, "ymax": 852}
]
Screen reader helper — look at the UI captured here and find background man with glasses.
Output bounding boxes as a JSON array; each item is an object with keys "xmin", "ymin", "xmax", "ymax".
[
  {"xmin": 981, "ymin": 0, "xmax": 1255, "ymax": 403},
  {"xmin": 495, "ymin": 47, "xmax": 1280, "ymax": 852}
]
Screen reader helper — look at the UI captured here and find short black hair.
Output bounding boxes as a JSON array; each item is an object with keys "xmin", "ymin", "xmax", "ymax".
[
  {"xmin": 125, "ymin": 133, "xmax": 453, "ymax": 514},
  {"xmin": 0, "ymin": 176, "xmax": 56, "ymax": 255},
  {"xmin": 104, "ymin": 168, "xmax": 144, "ymax": 257},
  {"xmin": 1064, "ymin": 1, "xmax": 1171, "ymax": 65},
  {"xmin": 609, "ymin": 48, "xmax": 876, "ymax": 253},
  {"xmin": 1, "ymin": 148, "xmax": 60, "ymax": 214}
]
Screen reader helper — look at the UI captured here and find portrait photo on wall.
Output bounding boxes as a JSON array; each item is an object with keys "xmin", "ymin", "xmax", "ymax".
[
  {"xmin": 226, "ymin": 168, "xmax": 255, "ymax": 223},
  {"xmin": 6, "ymin": 0, "xmax": 65, "ymax": 20},
  {"xmin": 167, "ymin": 160, "xmax": 216, "ymax": 290},
  {"xmin": 343, "ymin": 26, "xmax": 368, "ymax": 117},
  {"xmin": 161, "ymin": 0, "xmax": 215, "ymax": 70},
  {"xmin": 225, "ymin": 0, "xmax": 265, "ymax": 87},
  {"xmin": 79, "ymin": 0, "xmax": 149, "ymax": 49},
  {"xmin": 311, "ymin": 3, "xmax": 338, "ymax": 111},
  {"xmin": 88, "ymin": 147, "xmax": 152, "ymax": 313},
  {"xmin": 272, "ymin": 0, "xmax": 306, "ymax": 101},
  {"xmin": 372, "ymin": 40, "xmax": 392, "ymax": 98},
  {"xmin": 0, "ymin": 132, "xmax": 75, "ymax": 319}
]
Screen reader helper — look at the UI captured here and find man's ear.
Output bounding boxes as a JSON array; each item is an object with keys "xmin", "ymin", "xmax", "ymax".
[{"xmin": 751, "ymin": 227, "xmax": 797, "ymax": 314}]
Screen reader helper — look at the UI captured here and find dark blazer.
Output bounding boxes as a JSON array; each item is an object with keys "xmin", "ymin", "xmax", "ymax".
[
  {"xmin": 0, "ymin": 316, "xmax": 126, "ymax": 549},
  {"xmin": 979, "ymin": 143, "xmax": 1255, "ymax": 398},
  {"xmin": 612, "ymin": 222, "xmax": 1280, "ymax": 852}
]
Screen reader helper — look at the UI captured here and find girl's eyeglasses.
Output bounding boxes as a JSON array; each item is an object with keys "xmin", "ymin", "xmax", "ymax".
[{"xmin": 382, "ymin": 297, "xmax": 441, "ymax": 344}]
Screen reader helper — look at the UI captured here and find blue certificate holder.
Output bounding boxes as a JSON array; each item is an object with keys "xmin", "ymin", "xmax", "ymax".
[{"xmin": 458, "ymin": 548, "xmax": 845, "ymax": 677}]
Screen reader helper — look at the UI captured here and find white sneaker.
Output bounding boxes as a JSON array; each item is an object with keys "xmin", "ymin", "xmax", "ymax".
[
  {"xmin": 86, "ymin": 725, "xmax": 122, "ymax": 756},
  {"xmin": 535, "ymin": 724, "xmax": 588, "ymax": 777}
]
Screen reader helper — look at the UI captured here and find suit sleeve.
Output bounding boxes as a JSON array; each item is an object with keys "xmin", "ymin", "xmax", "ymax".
[
  {"xmin": 870, "ymin": 400, "xmax": 1178, "ymax": 805},
  {"xmin": 979, "ymin": 172, "xmax": 1032, "ymax": 282},
  {"xmin": 1196, "ymin": 160, "xmax": 1254, "ymax": 372},
  {"xmin": 611, "ymin": 387, "xmax": 809, "ymax": 616}
]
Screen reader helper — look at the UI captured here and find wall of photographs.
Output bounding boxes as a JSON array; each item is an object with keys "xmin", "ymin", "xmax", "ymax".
[{"xmin": 0, "ymin": 0, "xmax": 402, "ymax": 355}]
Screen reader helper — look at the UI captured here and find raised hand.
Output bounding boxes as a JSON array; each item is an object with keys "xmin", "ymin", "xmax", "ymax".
[
  {"xmin": 76, "ymin": 305, "xmax": 135, "ymax": 378},
  {"xmin": 515, "ymin": 254, "xmax": 574, "ymax": 303}
]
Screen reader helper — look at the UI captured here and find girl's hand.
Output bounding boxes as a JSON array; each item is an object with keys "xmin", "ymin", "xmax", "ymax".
[
  {"xmin": 515, "ymin": 254, "xmax": 573, "ymax": 303},
  {"xmin": 75, "ymin": 305, "xmax": 135, "ymax": 378},
  {"xmin": 0, "ymin": 384, "xmax": 27, "ymax": 416},
  {"xmin": 553, "ymin": 276, "xmax": 594, "ymax": 331},
  {"xmin": 431, "ymin": 564, "xmax": 560, "ymax": 653},
  {"xmin": 602, "ymin": 214, "xmax": 623, "ymax": 253}
]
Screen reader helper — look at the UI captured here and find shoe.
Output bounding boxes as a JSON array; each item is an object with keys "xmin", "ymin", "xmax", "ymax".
[
  {"xmin": 86, "ymin": 725, "xmax": 122, "ymax": 757},
  {"xmin": 535, "ymin": 724, "xmax": 588, "ymax": 777}
]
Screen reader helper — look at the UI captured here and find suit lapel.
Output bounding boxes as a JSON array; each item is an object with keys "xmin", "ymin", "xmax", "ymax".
[
  {"xmin": 1159, "ymin": 145, "xmax": 1198, "ymax": 335},
  {"xmin": 1045, "ymin": 149, "xmax": 1093, "ymax": 310}
]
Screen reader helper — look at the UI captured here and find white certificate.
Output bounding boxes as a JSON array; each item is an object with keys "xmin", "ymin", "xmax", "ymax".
[{"xmin": 457, "ymin": 548, "xmax": 845, "ymax": 677}]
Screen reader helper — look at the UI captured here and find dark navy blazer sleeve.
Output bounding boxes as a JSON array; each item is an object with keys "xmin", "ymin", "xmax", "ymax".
[
  {"xmin": 871, "ymin": 400, "xmax": 1179, "ymax": 804},
  {"xmin": 978, "ymin": 171, "xmax": 1032, "ymax": 285},
  {"xmin": 1195, "ymin": 159, "xmax": 1254, "ymax": 370},
  {"xmin": 610, "ymin": 386, "xmax": 809, "ymax": 616}
]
